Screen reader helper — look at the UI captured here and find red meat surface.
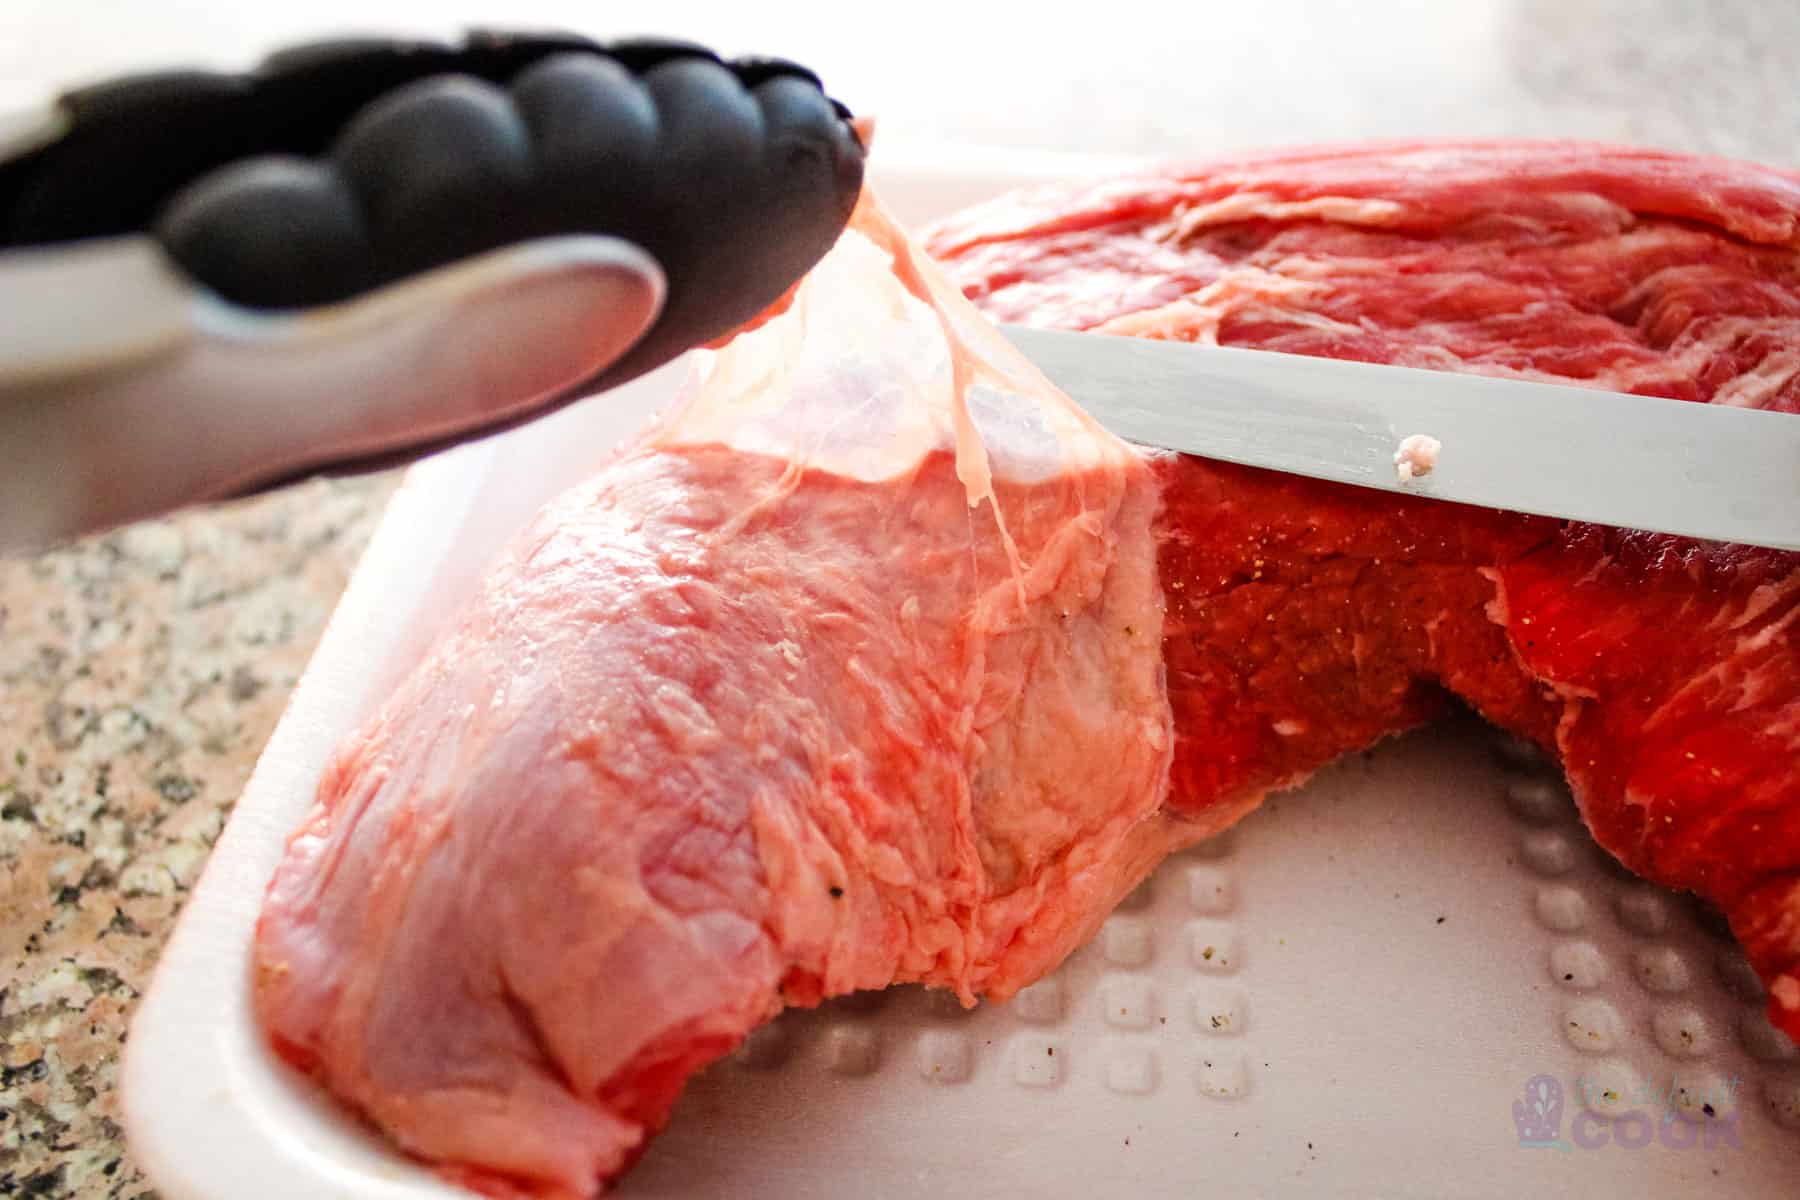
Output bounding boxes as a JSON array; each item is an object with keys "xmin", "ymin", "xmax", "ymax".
[
  {"xmin": 256, "ymin": 190, "xmax": 1183, "ymax": 1196},
  {"xmin": 256, "ymin": 144, "xmax": 1799, "ymax": 1197},
  {"xmin": 928, "ymin": 136, "xmax": 1800, "ymax": 1032}
]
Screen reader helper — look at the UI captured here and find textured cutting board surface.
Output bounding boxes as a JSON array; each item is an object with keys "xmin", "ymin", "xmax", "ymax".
[
  {"xmin": 631, "ymin": 723, "xmax": 1800, "ymax": 1197},
  {"xmin": 123, "ymin": 152, "xmax": 1800, "ymax": 1200}
]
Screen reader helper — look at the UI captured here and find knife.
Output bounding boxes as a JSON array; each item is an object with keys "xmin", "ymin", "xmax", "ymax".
[{"xmin": 1005, "ymin": 326, "xmax": 1800, "ymax": 552}]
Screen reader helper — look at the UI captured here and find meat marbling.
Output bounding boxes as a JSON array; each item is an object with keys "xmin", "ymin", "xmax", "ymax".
[{"xmin": 256, "ymin": 143, "xmax": 1800, "ymax": 1196}]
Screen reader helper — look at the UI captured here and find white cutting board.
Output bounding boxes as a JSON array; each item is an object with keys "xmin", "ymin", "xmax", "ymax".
[{"xmin": 124, "ymin": 148, "xmax": 1800, "ymax": 1199}]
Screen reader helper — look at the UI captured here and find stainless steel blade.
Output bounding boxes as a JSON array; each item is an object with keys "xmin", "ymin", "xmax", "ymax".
[{"xmin": 1005, "ymin": 326, "xmax": 1800, "ymax": 552}]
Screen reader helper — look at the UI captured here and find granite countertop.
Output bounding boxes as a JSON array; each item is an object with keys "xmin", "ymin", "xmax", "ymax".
[
  {"xmin": 4, "ymin": 2, "xmax": 1799, "ymax": 1196},
  {"xmin": 0, "ymin": 476, "xmax": 395, "ymax": 1197}
]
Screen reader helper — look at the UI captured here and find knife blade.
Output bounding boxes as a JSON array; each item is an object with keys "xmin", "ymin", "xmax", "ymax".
[{"xmin": 1005, "ymin": 326, "xmax": 1800, "ymax": 552}]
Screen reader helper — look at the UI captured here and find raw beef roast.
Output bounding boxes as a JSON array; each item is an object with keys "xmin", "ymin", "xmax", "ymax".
[{"xmin": 255, "ymin": 143, "xmax": 1800, "ymax": 1197}]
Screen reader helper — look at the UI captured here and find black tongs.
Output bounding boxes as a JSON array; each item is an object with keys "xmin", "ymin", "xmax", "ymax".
[{"xmin": 0, "ymin": 30, "xmax": 865, "ymax": 549}]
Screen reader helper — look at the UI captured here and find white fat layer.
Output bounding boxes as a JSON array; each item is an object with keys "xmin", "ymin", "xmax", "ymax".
[
  {"xmin": 1393, "ymin": 433, "xmax": 1442, "ymax": 483},
  {"xmin": 655, "ymin": 230, "xmax": 1115, "ymax": 487}
]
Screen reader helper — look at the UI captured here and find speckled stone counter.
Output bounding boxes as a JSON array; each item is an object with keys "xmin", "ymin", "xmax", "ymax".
[{"xmin": 0, "ymin": 475, "xmax": 395, "ymax": 1196}]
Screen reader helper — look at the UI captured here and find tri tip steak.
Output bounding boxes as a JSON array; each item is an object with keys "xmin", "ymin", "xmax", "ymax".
[{"xmin": 256, "ymin": 143, "xmax": 1798, "ymax": 1196}]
